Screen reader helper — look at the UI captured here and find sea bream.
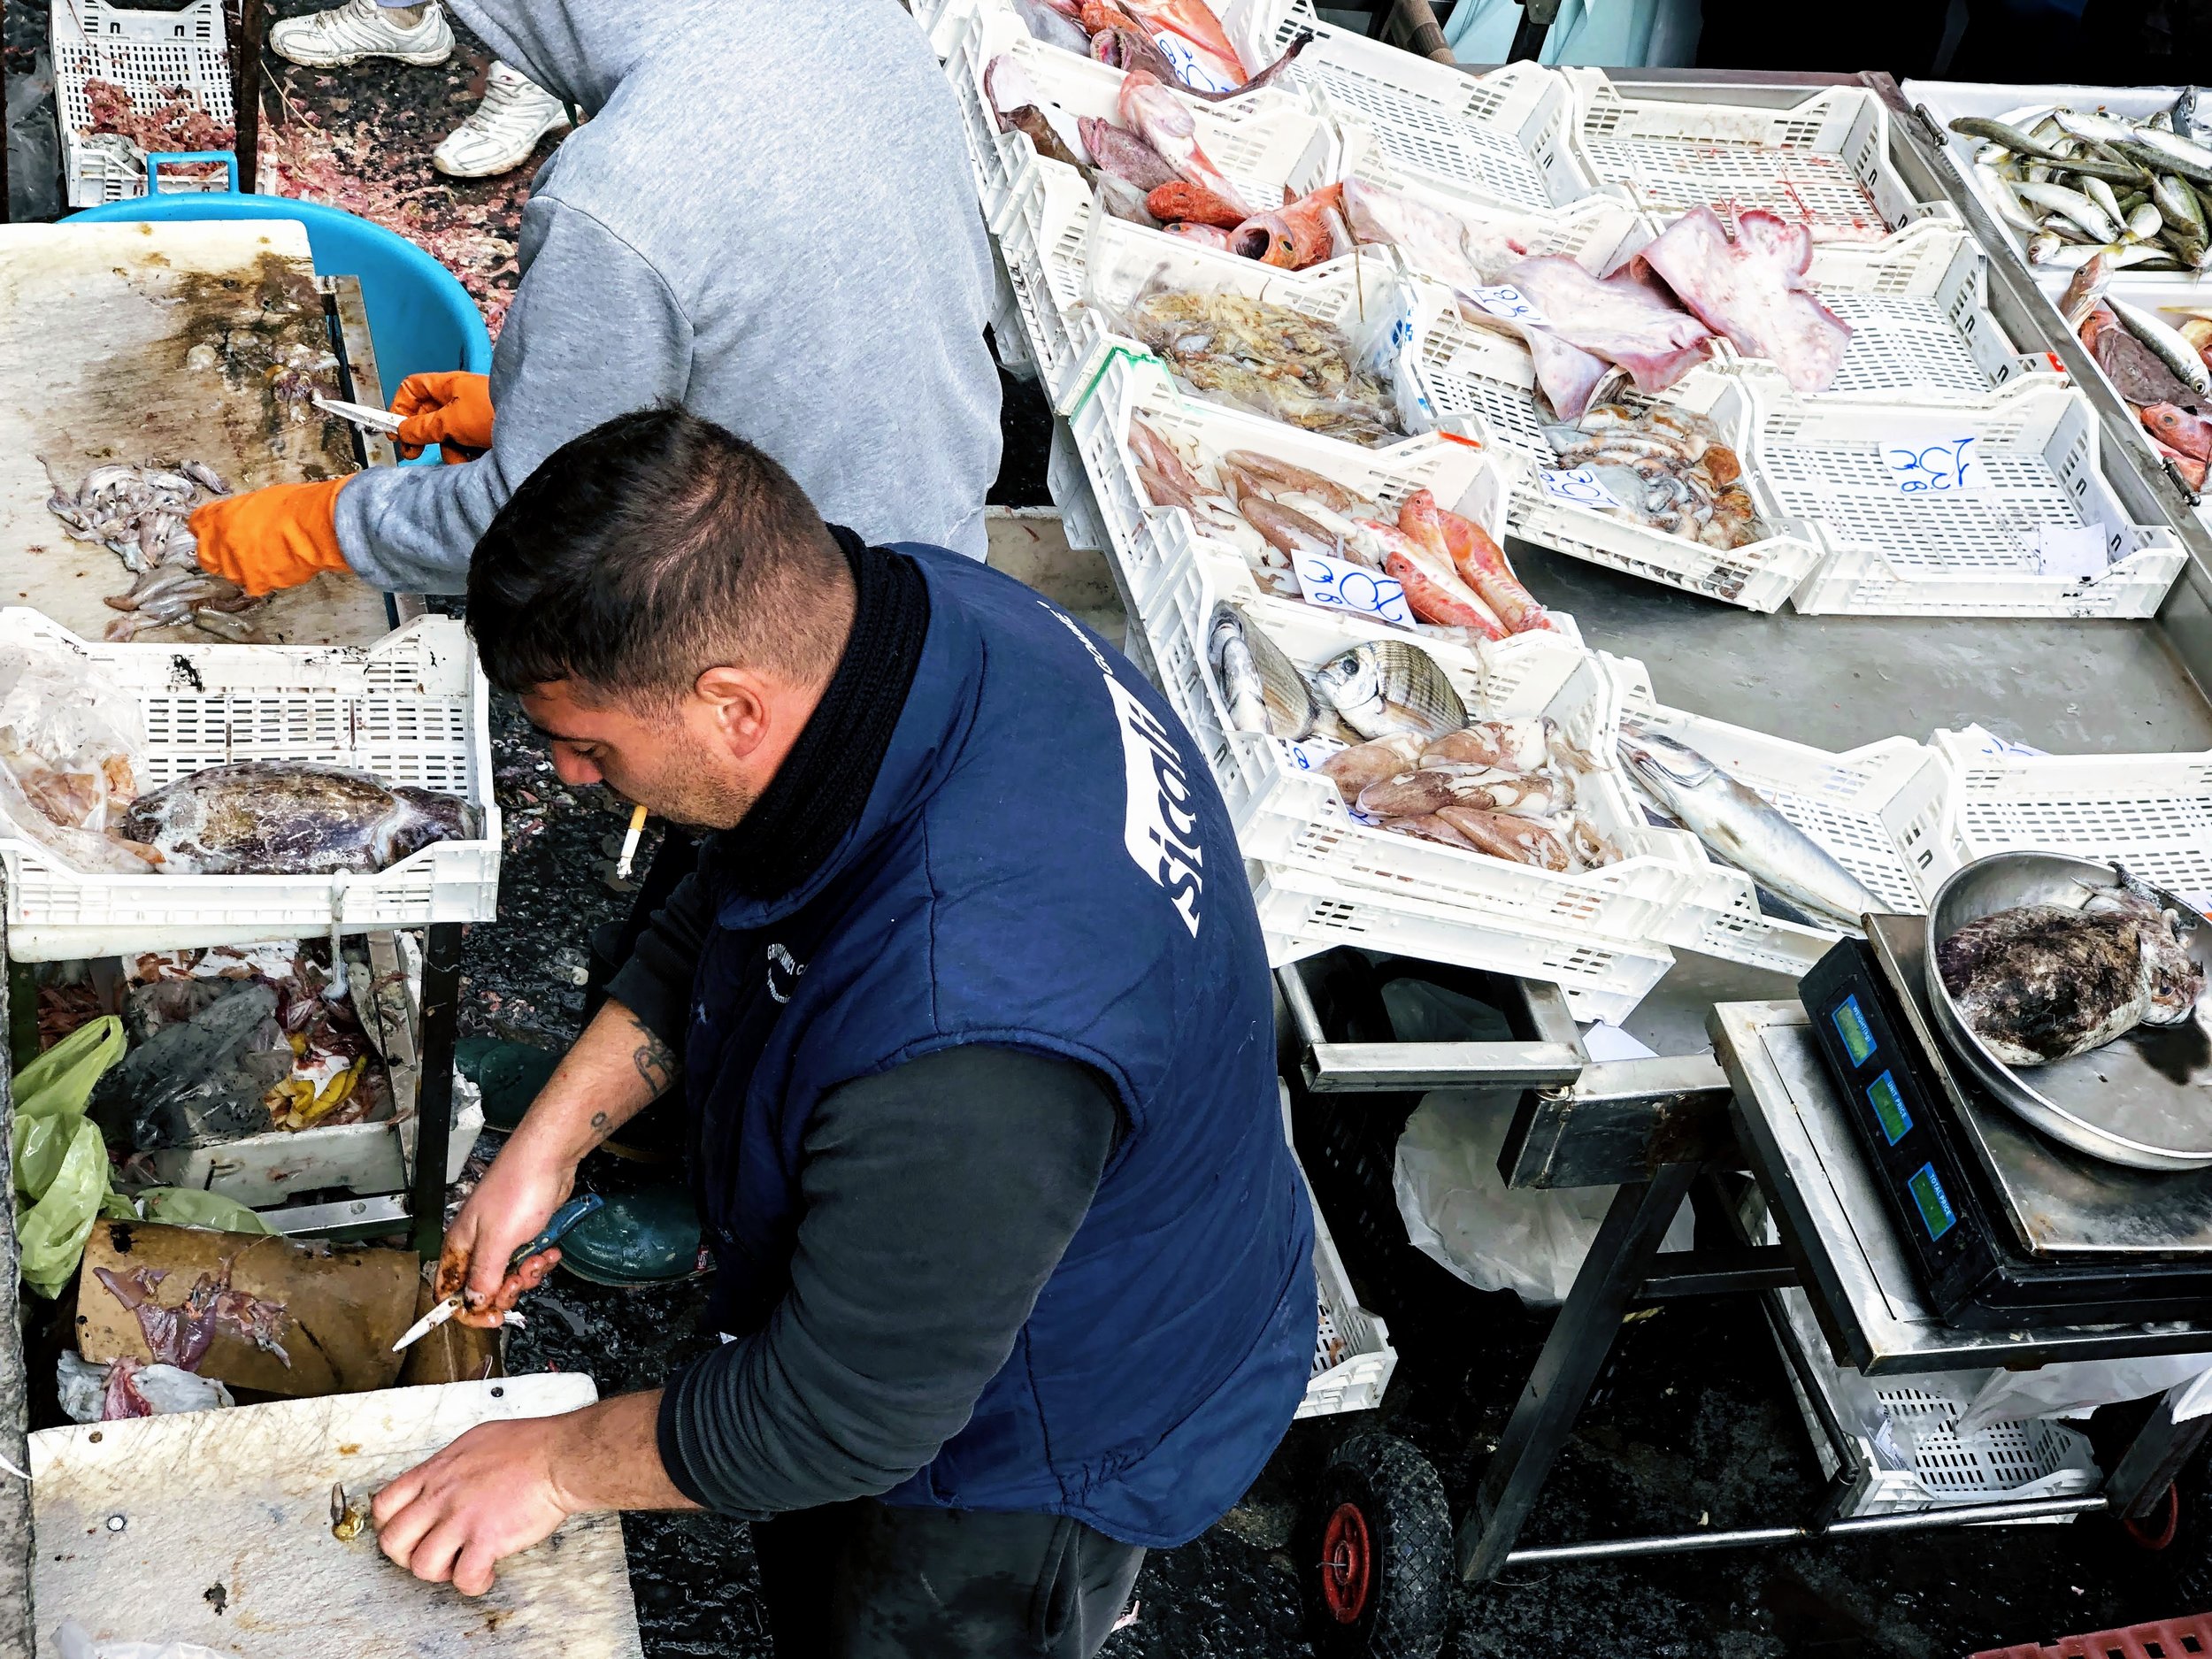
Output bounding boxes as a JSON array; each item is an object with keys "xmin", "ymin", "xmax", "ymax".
[
  {"xmin": 1938, "ymin": 885, "xmax": 2204, "ymax": 1066},
  {"xmin": 1618, "ymin": 723, "xmax": 1883, "ymax": 928}
]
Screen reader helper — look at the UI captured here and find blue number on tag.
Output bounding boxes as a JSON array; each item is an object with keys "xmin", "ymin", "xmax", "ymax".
[{"xmin": 1886, "ymin": 436, "xmax": 1978, "ymax": 495}]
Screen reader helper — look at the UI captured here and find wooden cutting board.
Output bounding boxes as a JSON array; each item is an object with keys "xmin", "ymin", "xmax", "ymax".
[
  {"xmin": 74, "ymin": 1219, "xmax": 419, "ymax": 1397},
  {"xmin": 30, "ymin": 1375, "xmax": 644, "ymax": 1659},
  {"xmin": 0, "ymin": 219, "xmax": 396, "ymax": 646}
]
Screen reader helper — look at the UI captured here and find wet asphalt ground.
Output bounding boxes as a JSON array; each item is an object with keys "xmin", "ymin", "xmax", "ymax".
[{"xmin": 8, "ymin": 7, "xmax": 2208, "ymax": 1651}]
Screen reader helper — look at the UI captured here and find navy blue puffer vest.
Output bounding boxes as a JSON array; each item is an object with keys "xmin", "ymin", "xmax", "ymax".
[{"xmin": 682, "ymin": 546, "xmax": 1315, "ymax": 1548}]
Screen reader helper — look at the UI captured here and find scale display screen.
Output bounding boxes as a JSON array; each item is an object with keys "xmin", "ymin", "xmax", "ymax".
[
  {"xmin": 1865, "ymin": 1070, "xmax": 1913, "ymax": 1145},
  {"xmin": 1831, "ymin": 995, "xmax": 1878, "ymax": 1066},
  {"xmin": 1907, "ymin": 1162, "xmax": 1957, "ymax": 1240}
]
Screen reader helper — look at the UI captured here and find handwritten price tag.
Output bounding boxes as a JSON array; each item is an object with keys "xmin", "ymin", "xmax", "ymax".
[
  {"xmin": 1467, "ymin": 284, "xmax": 1549, "ymax": 326},
  {"xmin": 1151, "ymin": 32, "xmax": 1240, "ymax": 93},
  {"xmin": 1295, "ymin": 552, "xmax": 1413, "ymax": 625},
  {"xmin": 1882, "ymin": 435, "xmax": 1982, "ymax": 495},
  {"xmin": 1285, "ymin": 734, "xmax": 1348, "ymax": 772},
  {"xmin": 1537, "ymin": 466, "xmax": 1627, "ymax": 511}
]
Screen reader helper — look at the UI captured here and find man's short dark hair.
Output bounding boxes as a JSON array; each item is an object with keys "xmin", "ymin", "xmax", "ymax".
[{"xmin": 467, "ymin": 408, "xmax": 850, "ymax": 704}]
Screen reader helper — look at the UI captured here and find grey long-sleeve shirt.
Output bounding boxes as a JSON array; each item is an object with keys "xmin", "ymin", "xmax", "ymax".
[
  {"xmin": 334, "ymin": 0, "xmax": 1001, "ymax": 592},
  {"xmin": 611, "ymin": 879, "xmax": 1124, "ymax": 1517}
]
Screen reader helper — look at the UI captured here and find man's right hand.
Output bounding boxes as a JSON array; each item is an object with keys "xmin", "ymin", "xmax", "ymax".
[{"xmin": 438, "ymin": 1144, "xmax": 577, "ymax": 1325}]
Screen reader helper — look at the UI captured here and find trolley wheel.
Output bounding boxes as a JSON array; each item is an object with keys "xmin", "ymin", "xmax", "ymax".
[{"xmin": 1302, "ymin": 1432, "xmax": 1452, "ymax": 1659}]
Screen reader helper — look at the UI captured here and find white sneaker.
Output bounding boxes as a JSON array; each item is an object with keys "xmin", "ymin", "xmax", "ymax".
[
  {"xmin": 432, "ymin": 61, "xmax": 572, "ymax": 178},
  {"xmin": 269, "ymin": 0, "xmax": 455, "ymax": 68}
]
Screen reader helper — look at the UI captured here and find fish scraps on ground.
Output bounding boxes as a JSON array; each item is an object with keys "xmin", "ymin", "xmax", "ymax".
[
  {"xmin": 1955, "ymin": 96, "xmax": 2212, "ymax": 272},
  {"xmin": 38, "ymin": 457, "xmax": 265, "ymax": 641},
  {"xmin": 1131, "ymin": 420, "xmax": 1553, "ymax": 638},
  {"xmin": 1121, "ymin": 287, "xmax": 1405, "ymax": 444},
  {"xmin": 2062, "ymin": 252, "xmax": 2212, "ymax": 488},
  {"xmin": 1938, "ymin": 883, "xmax": 2204, "ymax": 1067},
  {"xmin": 1539, "ymin": 403, "xmax": 1762, "ymax": 572},
  {"xmin": 1617, "ymin": 722, "xmax": 1883, "ymax": 931}
]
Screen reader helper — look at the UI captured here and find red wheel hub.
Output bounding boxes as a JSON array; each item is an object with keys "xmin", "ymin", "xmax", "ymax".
[
  {"xmin": 2123, "ymin": 1483, "xmax": 2180, "ymax": 1552},
  {"xmin": 1320, "ymin": 1501, "xmax": 1373, "ymax": 1624}
]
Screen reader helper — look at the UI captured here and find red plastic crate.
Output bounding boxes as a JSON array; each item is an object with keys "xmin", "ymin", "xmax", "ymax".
[{"xmin": 1973, "ymin": 1613, "xmax": 2212, "ymax": 1659}]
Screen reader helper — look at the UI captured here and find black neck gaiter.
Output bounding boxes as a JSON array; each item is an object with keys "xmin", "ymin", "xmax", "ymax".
[{"xmin": 703, "ymin": 526, "xmax": 930, "ymax": 902}]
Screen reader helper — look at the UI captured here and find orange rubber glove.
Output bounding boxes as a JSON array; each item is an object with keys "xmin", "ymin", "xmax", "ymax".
[
  {"xmin": 391, "ymin": 371, "xmax": 494, "ymax": 464},
  {"xmin": 190, "ymin": 479, "xmax": 350, "ymax": 596}
]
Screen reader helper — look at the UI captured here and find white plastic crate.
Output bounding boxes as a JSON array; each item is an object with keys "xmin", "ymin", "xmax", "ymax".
[
  {"xmin": 1463, "ymin": 357, "xmax": 1827, "ymax": 613},
  {"xmin": 1781, "ymin": 220, "xmax": 2056, "ymax": 403},
  {"xmin": 944, "ymin": 0, "xmax": 1328, "ymax": 231},
  {"xmin": 1046, "ymin": 417, "xmax": 1112, "ymax": 555},
  {"xmin": 1607, "ymin": 657, "xmax": 1955, "ymax": 975},
  {"xmin": 1905, "ymin": 79, "xmax": 2210, "ymax": 295},
  {"xmin": 1762, "ymin": 379, "xmax": 2188, "ymax": 618},
  {"xmin": 1222, "ymin": 0, "xmax": 1595, "ymax": 211},
  {"xmin": 51, "ymin": 0, "xmax": 233, "ymax": 207},
  {"xmin": 145, "ymin": 1090, "xmax": 484, "ymax": 1208},
  {"xmin": 1770, "ymin": 1286, "xmax": 2099, "ymax": 1517},
  {"xmin": 2016, "ymin": 277, "xmax": 2212, "ymax": 477},
  {"xmin": 1932, "ymin": 730, "xmax": 2212, "ymax": 902},
  {"xmin": 1138, "ymin": 545, "xmax": 1700, "ymax": 1019},
  {"xmin": 987, "ymin": 75, "xmax": 1343, "ymax": 411},
  {"xmin": 1563, "ymin": 69, "xmax": 1952, "ymax": 244},
  {"xmin": 1064, "ymin": 217, "xmax": 1440, "ymax": 446},
  {"xmin": 1069, "ymin": 349, "xmax": 1513, "ymax": 618},
  {"xmin": 0, "ymin": 611, "xmax": 502, "ymax": 962},
  {"xmin": 1291, "ymin": 1108, "xmax": 1395, "ymax": 1417}
]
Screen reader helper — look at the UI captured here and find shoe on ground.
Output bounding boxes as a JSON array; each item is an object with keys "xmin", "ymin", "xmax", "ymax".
[
  {"xmin": 433, "ymin": 61, "xmax": 572, "ymax": 179},
  {"xmin": 269, "ymin": 0, "xmax": 455, "ymax": 68},
  {"xmin": 455, "ymin": 1036, "xmax": 559, "ymax": 1133},
  {"xmin": 557, "ymin": 1184, "xmax": 703, "ymax": 1287}
]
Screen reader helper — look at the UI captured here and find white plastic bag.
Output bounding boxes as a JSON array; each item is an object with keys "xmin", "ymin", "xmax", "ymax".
[
  {"xmin": 56, "ymin": 1619, "xmax": 242, "ymax": 1659},
  {"xmin": 1394, "ymin": 1087, "xmax": 1694, "ymax": 1305},
  {"xmin": 55, "ymin": 1352, "xmax": 234, "ymax": 1425},
  {"xmin": 0, "ymin": 638, "xmax": 155, "ymax": 873},
  {"xmin": 1954, "ymin": 1352, "xmax": 2212, "ymax": 1437}
]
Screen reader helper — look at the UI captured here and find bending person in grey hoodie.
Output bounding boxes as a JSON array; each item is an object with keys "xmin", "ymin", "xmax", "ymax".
[{"xmin": 190, "ymin": 0, "xmax": 1001, "ymax": 597}]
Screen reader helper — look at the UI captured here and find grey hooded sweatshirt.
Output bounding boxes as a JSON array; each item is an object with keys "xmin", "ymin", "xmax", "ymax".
[{"xmin": 333, "ymin": 0, "xmax": 1002, "ymax": 590}]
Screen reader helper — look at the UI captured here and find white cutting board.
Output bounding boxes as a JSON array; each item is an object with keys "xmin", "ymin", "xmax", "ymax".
[
  {"xmin": 29, "ymin": 1375, "xmax": 645, "ymax": 1658},
  {"xmin": 0, "ymin": 219, "xmax": 395, "ymax": 646}
]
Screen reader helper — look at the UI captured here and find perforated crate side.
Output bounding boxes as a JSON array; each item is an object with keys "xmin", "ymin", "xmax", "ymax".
[
  {"xmin": 1045, "ymin": 419, "xmax": 1111, "ymax": 555},
  {"xmin": 1972, "ymin": 1613, "xmax": 2212, "ymax": 1659},
  {"xmin": 62, "ymin": 0, "xmax": 224, "ymax": 45},
  {"xmin": 1931, "ymin": 734, "xmax": 2212, "ymax": 901},
  {"xmin": 52, "ymin": 22, "xmax": 234, "ymax": 206},
  {"xmin": 1222, "ymin": 0, "xmax": 1596, "ymax": 211},
  {"xmin": 1562, "ymin": 70, "xmax": 1942, "ymax": 242},
  {"xmin": 1297, "ymin": 1156, "xmax": 1395, "ymax": 1418}
]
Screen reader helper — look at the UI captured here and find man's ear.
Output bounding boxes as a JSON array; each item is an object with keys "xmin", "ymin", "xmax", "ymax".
[{"xmin": 694, "ymin": 664, "xmax": 772, "ymax": 760}]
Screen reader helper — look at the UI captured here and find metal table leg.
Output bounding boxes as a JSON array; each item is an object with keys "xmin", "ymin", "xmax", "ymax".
[
  {"xmin": 1460, "ymin": 1161, "xmax": 1701, "ymax": 1580},
  {"xmin": 2107, "ymin": 1379, "xmax": 2212, "ymax": 1524},
  {"xmin": 408, "ymin": 922, "xmax": 465, "ymax": 1261}
]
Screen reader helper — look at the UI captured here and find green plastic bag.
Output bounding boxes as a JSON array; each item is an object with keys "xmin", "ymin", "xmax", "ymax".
[
  {"xmin": 137, "ymin": 1187, "xmax": 273, "ymax": 1236},
  {"xmin": 12, "ymin": 1014, "xmax": 127, "ymax": 1298},
  {"xmin": 14, "ymin": 1016, "xmax": 125, "ymax": 1120}
]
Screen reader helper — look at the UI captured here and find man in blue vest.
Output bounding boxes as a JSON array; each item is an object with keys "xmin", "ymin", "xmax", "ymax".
[{"xmin": 368, "ymin": 407, "xmax": 1316, "ymax": 1655}]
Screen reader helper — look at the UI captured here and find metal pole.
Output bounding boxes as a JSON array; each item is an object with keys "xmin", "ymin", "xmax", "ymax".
[
  {"xmin": 1388, "ymin": 0, "xmax": 1460, "ymax": 63},
  {"xmin": 233, "ymin": 0, "xmax": 267, "ymax": 194},
  {"xmin": 1460, "ymin": 1162, "xmax": 1701, "ymax": 1580},
  {"xmin": 1501, "ymin": 1495, "xmax": 2111, "ymax": 1565},
  {"xmin": 0, "ymin": 868, "xmax": 39, "ymax": 1659},
  {"xmin": 408, "ymin": 922, "xmax": 464, "ymax": 1260}
]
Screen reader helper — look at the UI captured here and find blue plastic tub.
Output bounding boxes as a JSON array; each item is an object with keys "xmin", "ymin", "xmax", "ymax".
[{"xmin": 65, "ymin": 191, "xmax": 491, "ymax": 459}]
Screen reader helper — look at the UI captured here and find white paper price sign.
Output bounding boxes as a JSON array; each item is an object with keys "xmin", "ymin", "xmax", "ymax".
[
  {"xmin": 1537, "ymin": 466, "xmax": 1627, "ymax": 512},
  {"xmin": 1284, "ymin": 734, "xmax": 1348, "ymax": 772},
  {"xmin": 1467, "ymin": 284, "xmax": 1548, "ymax": 326},
  {"xmin": 1294, "ymin": 552, "xmax": 1413, "ymax": 626},
  {"xmin": 2025, "ymin": 521, "xmax": 2112, "ymax": 580},
  {"xmin": 1882, "ymin": 435, "xmax": 1982, "ymax": 495}
]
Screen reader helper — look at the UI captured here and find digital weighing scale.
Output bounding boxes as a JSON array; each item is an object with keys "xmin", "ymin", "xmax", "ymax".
[{"xmin": 1801, "ymin": 916, "xmax": 2212, "ymax": 1329}]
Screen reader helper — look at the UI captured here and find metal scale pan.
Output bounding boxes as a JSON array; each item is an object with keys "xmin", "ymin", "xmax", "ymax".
[{"xmin": 1924, "ymin": 852, "xmax": 2212, "ymax": 1172}]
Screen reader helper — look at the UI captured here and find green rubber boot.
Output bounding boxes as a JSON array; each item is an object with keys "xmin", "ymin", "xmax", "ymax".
[
  {"xmin": 455, "ymin": 1037, "xmax": 560, "ymax": 1133},
  {"xmin": 557, "ymin": 1182, "xmax": 702, "ymax": 1286}
]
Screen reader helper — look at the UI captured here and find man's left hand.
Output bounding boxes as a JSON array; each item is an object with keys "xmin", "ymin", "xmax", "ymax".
[{"xmin": 370, "ymin": 1415, "xmax": 578, "ymax": 1596}]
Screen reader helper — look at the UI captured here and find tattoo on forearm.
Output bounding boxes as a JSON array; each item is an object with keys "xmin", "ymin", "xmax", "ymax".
[
  {"xmin": 588, "ymin": 1110, "xmax": 612, "ymax": 1142},
  {"xmin": 631, "ymin": 1023, "xmax": 680, "ymax": 1099}
]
